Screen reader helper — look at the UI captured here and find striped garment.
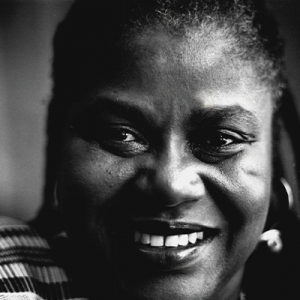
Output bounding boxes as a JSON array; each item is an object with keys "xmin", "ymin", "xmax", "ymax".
[{"xmin": 0, "ymin": 221, "xmax": 88, "ymax": 300}]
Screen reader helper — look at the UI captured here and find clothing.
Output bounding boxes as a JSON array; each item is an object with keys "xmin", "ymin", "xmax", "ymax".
[{"xmin": 0, "ymin": 221, "xmax": 87, "ymax": 300}]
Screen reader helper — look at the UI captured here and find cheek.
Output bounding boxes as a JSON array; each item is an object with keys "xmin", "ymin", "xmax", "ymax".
[
  {"xmin": 216, "ymin": 131, "xmax": 272, "ymax": 244},
  {"xmin": 58, "ymin": 139, "xmax": 134, "ymax": 233},
  {"xmin": 211, "ymin": 156, "xmax": 272, "ymax": 268},
  {"xmin": 240, "ymin": 134, "xmax": 272, "ymax": 223}
]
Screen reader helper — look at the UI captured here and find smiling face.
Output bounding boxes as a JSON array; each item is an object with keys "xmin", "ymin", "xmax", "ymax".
[{"xmin": 58, "ymin": 28, "xmax": 273, "ymax": 300}]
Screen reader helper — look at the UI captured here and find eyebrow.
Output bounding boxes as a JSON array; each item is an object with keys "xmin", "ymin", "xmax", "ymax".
[
  {"xmin": 78, "ymin": 96, "xmax": 260, "ymax": 133},
  {"xmin": 82, "ymin": 96, "xmax": 158, "ymax": 125},
  {"xmin": 189, "ymin": 105, "xmax": 260, "ymax": 132}
]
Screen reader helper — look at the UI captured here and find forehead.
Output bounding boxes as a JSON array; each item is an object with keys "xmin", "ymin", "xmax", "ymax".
[
  {"xmin": 79, "ymin": 27, "xmax": 273, "ymax": 135},
  {"xmin": 108, "ymin": 27, "xmax": 270, "ymax": 109},
  {"xmin": 130, "ymin": 26, "xmax": 233, "ymax": 70},
  {"xmin": 121, "ymin": 26, "xmax": 265, "ymax": 94}
]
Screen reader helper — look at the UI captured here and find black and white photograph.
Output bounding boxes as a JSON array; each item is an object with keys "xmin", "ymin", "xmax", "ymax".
[{"xmin": 0, "ymin": 1, "xmax": 300, "ymax": 299}]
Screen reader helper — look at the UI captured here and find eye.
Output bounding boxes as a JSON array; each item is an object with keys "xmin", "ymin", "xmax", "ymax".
[
  {"xmin": 71, "ymin": 117, "xmax": 149, "ymax": 157},
  {"xmin": 105, "ymin": 127, "xmax": 137, "ymax": 142},
  {"xmin": 100, "ymin": 125, "xmax": 149, "ymax": 157},
  {"xmin": 204, "ymin": 132, "xmax": 236, "ymax": 147},
  {"xmin": 189, "ymin": 129, "xmax": 254, "ymax": 162}
]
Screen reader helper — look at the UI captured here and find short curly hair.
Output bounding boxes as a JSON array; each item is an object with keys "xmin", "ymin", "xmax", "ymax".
[{"xmin": 52, "ymin": 0, "xmax": 284, "ymax": 104}]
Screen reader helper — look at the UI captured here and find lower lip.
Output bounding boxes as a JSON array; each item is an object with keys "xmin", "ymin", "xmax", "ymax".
[{"xmin": 126, "ymin": 238, "xmax": 213, "ymax": 272}]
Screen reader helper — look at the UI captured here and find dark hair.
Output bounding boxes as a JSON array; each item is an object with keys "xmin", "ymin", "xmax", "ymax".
[
  {"xmin": 35, "ymin": 0, "xmax": 300, "ymax": 243},
  {"xmin": 51, "ymin": 0, "xmax": 284, "ymax": 101}
]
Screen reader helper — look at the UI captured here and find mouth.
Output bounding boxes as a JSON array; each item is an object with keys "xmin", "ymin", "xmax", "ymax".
[
  {"xmin": 134, "ymin": 231, "xmax": 203, "ymax": 247},
  {"xmin": 132, "ymin": 220, "xmax": 217, "ymax": 246},
  {"xmin": 122, "ymin": 220, "xmax": 219, "ymax": 271}
]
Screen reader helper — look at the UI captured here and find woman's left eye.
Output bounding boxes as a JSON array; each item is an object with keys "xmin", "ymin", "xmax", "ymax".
[
  {"xmin": 203, "ymin": 132, "xmax": 237, "ymax": 147},
  {"xmin": 190, "ymin": 130, "xmax": 252, "ymax": 162}
]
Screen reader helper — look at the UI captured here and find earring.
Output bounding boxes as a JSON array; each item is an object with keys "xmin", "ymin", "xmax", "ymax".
[
  {"xmin": 259, "ymin": 178, "xmax": 293, "ymax": 253},
  {"xmin": 259, "ymin": 229, "xmax": 282, "ymax": 253},
  {"xmin": 279, "ymin": 177, "xmax": 294, "ymax": 210}
]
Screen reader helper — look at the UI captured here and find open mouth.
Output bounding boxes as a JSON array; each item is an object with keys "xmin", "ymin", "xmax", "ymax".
[
  {"xmin": 114, "ymin": 220, "xmax": 220, "ymax": 272},
  {"xmin": 134, "ymin": 231, "xmax": 204, "ymax": 247},
  {"xmin": 131, "ymin": 221, "xmax": 218, "ymax": 249}
]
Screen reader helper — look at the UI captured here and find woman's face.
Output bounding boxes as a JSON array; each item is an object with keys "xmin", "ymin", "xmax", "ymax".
[{"xmin": 58, "ymin": 29, "xmax": 273, "ymax": 300}]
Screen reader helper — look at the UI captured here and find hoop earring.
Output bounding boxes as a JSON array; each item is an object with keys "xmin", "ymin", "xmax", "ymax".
[
  {"xmin": 279, "ymin": 177, "xmax": 293, "ymax": 210},
  {"xmin": 260, "ymin": 229, "xmax": 282, "ymax": 253},
  {"xmin": 259, "ymin": 178, "xmax": 293, "ymax": 253},
  {"xmin": 54, "ymin": 181, "xmax": 59, "ymax": 210}
]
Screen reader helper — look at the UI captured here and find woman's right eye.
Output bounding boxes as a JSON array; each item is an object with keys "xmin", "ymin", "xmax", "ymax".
[
  {"xmin": 71, "ymin": 119, "xmax": 149, "ymax": 157},
  {"xmin": 104, "ymin": 127, "xmax": 137, "ymax": 142}
]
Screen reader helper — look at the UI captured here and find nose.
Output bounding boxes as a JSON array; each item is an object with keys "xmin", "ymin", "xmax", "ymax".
[{"xmin": 135, "ymin": 142, "xmax": 205, "ymax": 208}]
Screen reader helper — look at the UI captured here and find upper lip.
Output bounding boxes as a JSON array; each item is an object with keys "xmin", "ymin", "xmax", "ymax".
[{"xmin": 131, "ymin": 220, "xmax": 217, "ymax": 236}]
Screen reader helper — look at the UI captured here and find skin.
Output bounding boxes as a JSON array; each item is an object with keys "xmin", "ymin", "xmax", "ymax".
[{"xmin": 57, "ymin": 28, "xmax": 273, "ymax": 300}]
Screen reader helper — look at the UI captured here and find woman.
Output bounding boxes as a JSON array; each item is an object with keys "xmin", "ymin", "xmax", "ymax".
[{"xmin": 0, "ymin": 0, "xmax": 299, "ymax": 299}]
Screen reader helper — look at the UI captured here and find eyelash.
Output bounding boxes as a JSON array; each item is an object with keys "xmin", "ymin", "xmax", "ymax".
[
  {"xmin": 189, "ymin": 130, "xmax": 252, "ymax": 161},
  {"xmin": 104, "ymin": 126, "xmax": 147, "ymax": 146},
  {"xmin": 84, "ymin": 125, "xmax": 149, "ymax": 157},
  {"xmin": 196, "ymin": 131, "xmax": 245, "ymax": 147}
]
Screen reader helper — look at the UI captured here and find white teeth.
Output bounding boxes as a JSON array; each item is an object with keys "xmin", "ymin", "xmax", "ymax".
[
  {"xmin": 178, "ymin": 234, "xmax": 189, "ymax": 246},
  {"xmin": 135, "ymin": 231, "xmax": 205, "ymax": 247},
  {"xmin": 188, "ymin": 232, "xmax": 197, "ymax": 244},
  {"xmin": 197, "ymin": 231, "xmax": 204, "ymax": 240},
  {"xmin": 141, "ymin": 233, "xmax": 150, "ymax": 245},
  {"xmin": 165, "ymin": 235, "xmax": 179, "ymax": 247},
  {"xmin": 150, "ymin": 235, "xmax": 164, "ymax": 247}
]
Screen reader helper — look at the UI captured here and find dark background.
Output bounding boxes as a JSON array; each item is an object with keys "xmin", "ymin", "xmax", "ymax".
[{"xmin": 0, "ymin": 0, "xmax": 299, "ymax": 221}]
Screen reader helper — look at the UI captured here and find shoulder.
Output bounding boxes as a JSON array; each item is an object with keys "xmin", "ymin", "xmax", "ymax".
[
  {"xmin": 0, "ymin": 216, "xmax": 87, "ymax": 299},
  {"xmin": 0, "ymin": 216, "xmax": 50, "ymax": 253}
]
